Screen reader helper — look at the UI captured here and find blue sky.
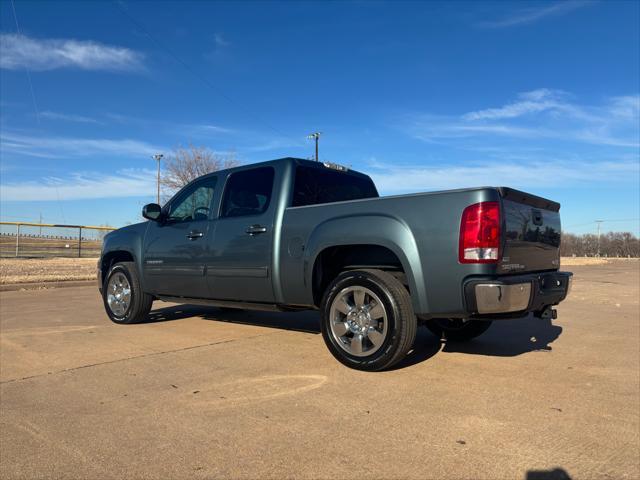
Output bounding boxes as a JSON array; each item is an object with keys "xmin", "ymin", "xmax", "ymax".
[{"xmin": 1, "ymin": 0, "xmax": 638, "ymax": 235}]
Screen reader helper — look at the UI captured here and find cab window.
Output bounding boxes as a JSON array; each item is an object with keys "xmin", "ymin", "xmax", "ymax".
[
  {"xmin": 292, "ymin": 166, "xmax": 378, "ymax": 207},
  {"xmin": 167, "ymin": 177, "xmax": 217, "ymax": 222}
]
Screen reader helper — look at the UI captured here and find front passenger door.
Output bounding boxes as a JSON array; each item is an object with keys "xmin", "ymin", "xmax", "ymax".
[{"xmin": 143, "ymin": 176, "xmax": 217, "ymax": 298}]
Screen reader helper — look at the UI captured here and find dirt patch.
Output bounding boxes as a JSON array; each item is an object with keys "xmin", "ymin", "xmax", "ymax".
[
  {"xmin": 561, "ymin": 257, "xmax": 610, "ymax": 266},
  {"xmin": 561, "ymin": 257, "xmax": 639, "ymax": 266},
  {"xmin": 0, "ymin": 258, "xmax": 98, "ymax": 284}
]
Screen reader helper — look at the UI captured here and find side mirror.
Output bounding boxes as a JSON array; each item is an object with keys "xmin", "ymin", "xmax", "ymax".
[{"xmin": 142, "ymin": 203, "xmax": 163, "ymax": 221}]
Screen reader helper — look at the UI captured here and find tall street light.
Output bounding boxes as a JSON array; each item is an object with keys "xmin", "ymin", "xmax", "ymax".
[
  {"xmin": 153, "ymin": 154, "xmax": 163, "ymax": 204},
  {"xmin": 307, "ymin": 132, "xmax": 321, "ymax": 162}
]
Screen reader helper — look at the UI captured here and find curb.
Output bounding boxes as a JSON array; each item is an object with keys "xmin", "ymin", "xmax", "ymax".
[{"xmin": 0, "ymin": 280, "xmax": 96, "ymax": 292}]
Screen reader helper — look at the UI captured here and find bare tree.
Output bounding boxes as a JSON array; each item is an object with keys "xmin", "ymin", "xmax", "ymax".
[
  {"xmin": 161, "ymin": 144, "xmax": 239, "ymax": 194},
  {"xmin": 561, "ymin": 231, "xmax": 639, "ymax": 257}
]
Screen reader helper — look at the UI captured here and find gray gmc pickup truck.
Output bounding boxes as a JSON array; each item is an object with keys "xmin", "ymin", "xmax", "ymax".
[{"xmin": 99, "ymin": 157, "xmax": 572, "ymax": 370}]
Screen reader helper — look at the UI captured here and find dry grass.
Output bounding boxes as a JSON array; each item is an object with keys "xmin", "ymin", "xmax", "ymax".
[
  {"xmin": 0, "ymin": 235, "xmax": 102, "ymax": 257},
  {"xmin": 0, "ymin": 255, "xmax": 637, "ymax": 285},
  {"xmin": 0, "ymin": 257, "xmax": 98, "ymax": 284}
]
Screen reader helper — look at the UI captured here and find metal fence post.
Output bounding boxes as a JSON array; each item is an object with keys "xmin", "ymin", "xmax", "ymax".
[
  {"xmin": 78, "ymin": 226, "xmax": 82, "ymax": 258},
  {"xmin": 15, "ymin": 223, "xmax": 20, "ymax": 257}
]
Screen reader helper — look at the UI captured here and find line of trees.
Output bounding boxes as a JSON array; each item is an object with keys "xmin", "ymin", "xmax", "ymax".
[{"xmin": 561, "ymin": 231, "xmax": 639, "ymax": 257}]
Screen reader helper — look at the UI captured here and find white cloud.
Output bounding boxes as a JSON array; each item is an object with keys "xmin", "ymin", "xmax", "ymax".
[
  {"xmin": 0, "ymin": 33, "xmax": 144, "ymax": 72},
  {"xmin": 0, "ymin": 132, "xmax": 162, "ymax": 158},
  {"xmin": 214, "ymin": 33, "xmax": 230, "ymax": 48},
  {"xmin": 478, "ymin": 1, "xmax": 593, "ymax": 28},
  {"xmin": 0, "ymin": 169, "xmax": 156, "ymax": 201},
  {"xmin": 607, "ymin": 95, "xmax": 640, "ymax": 120},
  {"xmin": 411, "ymin": 120, "xmax": 548, "ymax": 141},
  {"xmin": 180, "ymin": 123, "xmax": 235, "ymax": 137},
  {"xmin": 408, "ymin": 91, "xmax": 640, "ymax": 148},
  {"xmin": 40, "ymin": 111, "xmax": 101, "ymax": 124},
  {"xmin": 462, "ymin": 89, "xmax": 566, "ymax": 121},
  {"xmin": 368, "ymin": 158, "xmax": 640, "ymax": 195}
]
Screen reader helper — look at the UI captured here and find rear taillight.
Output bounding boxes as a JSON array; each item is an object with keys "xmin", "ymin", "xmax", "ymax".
[{"xmin": 459, "ymin": 201, "xmax": 501, "ymax": 263}]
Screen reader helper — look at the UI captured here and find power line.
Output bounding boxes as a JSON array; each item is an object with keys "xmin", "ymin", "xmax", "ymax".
[
  {"xmin": 112, "ymin": 1, "xmax": 305, "ymax": 148},
  {"xmin": 565, "ymin": 218, "xmax": 640, "ymax": 228},
  {"xmin": 596, "ymin": 220, "xmax": 603, "ymax": 256},
  {"xmin": 597, "ymin": 218, "xmax": 640, "ymax": 223},
  {"xmin": 9, "ymin": 0, "xmax": 40, "ymax": 124}
]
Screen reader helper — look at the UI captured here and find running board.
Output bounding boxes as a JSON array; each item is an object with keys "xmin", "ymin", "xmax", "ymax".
[{"xmin": 155, "ymin": 295, "xmax": 308, "ymax": 312}]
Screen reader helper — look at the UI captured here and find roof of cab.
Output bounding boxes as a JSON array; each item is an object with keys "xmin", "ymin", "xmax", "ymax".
[{"xmin": 201, "ymin": 157, "xmax": 370, "ymax": 179}]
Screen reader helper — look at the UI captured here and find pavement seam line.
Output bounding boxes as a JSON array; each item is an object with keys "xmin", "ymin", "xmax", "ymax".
[{"xmin": 0, "ymin": 332, "xmax": 278, "ymax": 385}]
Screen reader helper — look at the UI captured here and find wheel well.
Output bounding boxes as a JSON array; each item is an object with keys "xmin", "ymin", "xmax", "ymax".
[
  {"xmin": 311, "ymin": 244, "xmax": 407, "ymax": 306},
  {"xmin": 101, "ymin": 251, "xmax": 134, "ymax": 282}
]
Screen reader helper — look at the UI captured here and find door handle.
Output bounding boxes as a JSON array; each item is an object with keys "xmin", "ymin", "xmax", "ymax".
[
  {"xmin": 187, "ymin": 230, "xmax": 204, "ymax": 240},
  {"xmin": 246, "ymin": 225, "xmax": 267, "ymax": 236}
]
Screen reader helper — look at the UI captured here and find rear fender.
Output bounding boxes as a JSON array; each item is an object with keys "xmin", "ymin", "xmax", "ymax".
[{"xmin": 304, "ymin": 214, "xmax": 428, "ymax": 312}]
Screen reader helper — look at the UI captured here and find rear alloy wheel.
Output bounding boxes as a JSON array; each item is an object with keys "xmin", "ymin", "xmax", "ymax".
[
  {"xmin": 424, "ymin": 318, "xmax": 493, "ymax": 342},
  {"xmin": 321, "ymin": 269, "xmax": 416, "ymax": 371},
  {"xmin": 328, "ymin": 285, "xmax": 389, "ymax": 357}
]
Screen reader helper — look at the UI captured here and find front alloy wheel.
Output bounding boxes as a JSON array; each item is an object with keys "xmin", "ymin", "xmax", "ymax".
[
  {"xmin": 106, "ymin": 271, "xmax": 132, "ymax": 317},
  {"xmin": 102, "ymin": 261, "xmax": 153, "ymax": 324}
]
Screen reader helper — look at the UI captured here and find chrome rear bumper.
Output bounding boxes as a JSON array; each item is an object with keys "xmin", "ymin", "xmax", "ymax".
[
  {"xmin": 464, "ymin": 271, "xmax": 572, "ymax": 317},
  {"xmin": 474, "ymin": 283, "xmax": 532, "ymax": 314}
]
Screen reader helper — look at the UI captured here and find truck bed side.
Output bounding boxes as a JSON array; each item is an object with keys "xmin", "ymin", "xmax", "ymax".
[{"xmin": 278, "ymin": 187, "xmax": 504, "ymax": 316}]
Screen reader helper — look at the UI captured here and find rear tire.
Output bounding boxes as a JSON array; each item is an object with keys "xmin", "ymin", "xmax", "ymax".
[
  {"xmin": 102, "ymin": 261, "xmax": 153, "ymax": 324},
  {"xmin": 320, "ymin": 269, "xmax": 417, "ymax": 371},
  {"xmin": 425, "ymin": 318, "xmax": 492, "ymax": 342}
]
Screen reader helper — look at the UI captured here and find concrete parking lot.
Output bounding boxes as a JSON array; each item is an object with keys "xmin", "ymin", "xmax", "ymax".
[{"xmin": 1, "ymin": 262, "xmax": 638, "ymax": 479}]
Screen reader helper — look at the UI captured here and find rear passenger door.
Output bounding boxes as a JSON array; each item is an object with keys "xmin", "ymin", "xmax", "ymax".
[{"xmin": 206, "ymin": 167, "xmax": 276, "ymax": 303}]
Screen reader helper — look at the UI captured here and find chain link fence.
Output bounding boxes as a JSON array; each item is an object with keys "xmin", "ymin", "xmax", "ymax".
[{"xmin": 0, "ymin": 222, "xmax": 116, "ymax": 258}]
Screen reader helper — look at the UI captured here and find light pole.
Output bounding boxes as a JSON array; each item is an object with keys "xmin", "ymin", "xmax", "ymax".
[
  {"xmin": 153, "ymin": 154, "xmax": 163, "ymax": 204},
  {"xmin": 596, "ymin": 220, "xmax": 603, "ymax": 257},
  {"xmin": 307, "ymin": 132, "xmax": 321, "ymax": 162}
]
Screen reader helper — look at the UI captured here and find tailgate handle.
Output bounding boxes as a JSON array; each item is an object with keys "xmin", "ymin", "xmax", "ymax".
[{"xmin": 532, "ymin": 209, "xmax": 543, "ymax": 226}]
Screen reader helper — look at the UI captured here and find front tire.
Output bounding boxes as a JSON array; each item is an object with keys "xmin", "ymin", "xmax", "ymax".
[
  {"xmin": 425, "ymin": 318, "xmax": 493, "ymax": 342},
  {"xmin": 320, "ymin": 269, "xmax": 417, "ymax": 371},
  {"xmin": 102, "ymin": 261, "xmax": 153, "ymax": 324}
]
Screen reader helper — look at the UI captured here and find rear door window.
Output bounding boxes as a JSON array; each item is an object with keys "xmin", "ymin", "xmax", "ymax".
[{"xmin": 221, "ymin": 167, "xmax": 275, "ymax": 217}]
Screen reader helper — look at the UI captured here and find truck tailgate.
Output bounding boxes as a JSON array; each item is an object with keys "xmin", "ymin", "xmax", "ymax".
[{"xmin": 499, "ymin": 187, "xmax": 561, "ymax": 274}]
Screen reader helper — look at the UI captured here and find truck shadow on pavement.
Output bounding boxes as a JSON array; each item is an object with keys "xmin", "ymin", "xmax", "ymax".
[
  {"xmin": 392, "ymin": 315, "xmax": 563, "ymax": 369},
  {"xmin": 440, "ymin": 314, "xmax": 563, "ymax": 357},
  {"xmin": 147, "ymin": 306, "xmax": 563, "ymax": 368}
]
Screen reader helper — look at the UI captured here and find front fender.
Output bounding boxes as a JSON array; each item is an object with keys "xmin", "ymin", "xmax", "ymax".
[
  {"xmin": 101, "ymin": 223, "xmax": 147, "ymax": 276},
  {"xmin": 304, "ymin": 214, "xmax": 428, "ymax": 312}
]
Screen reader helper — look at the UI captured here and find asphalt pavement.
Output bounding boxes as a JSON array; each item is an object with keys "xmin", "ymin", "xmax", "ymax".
[{"xmin": 1, "ymin": 263, "xmax": 638, "ymax": 479}]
